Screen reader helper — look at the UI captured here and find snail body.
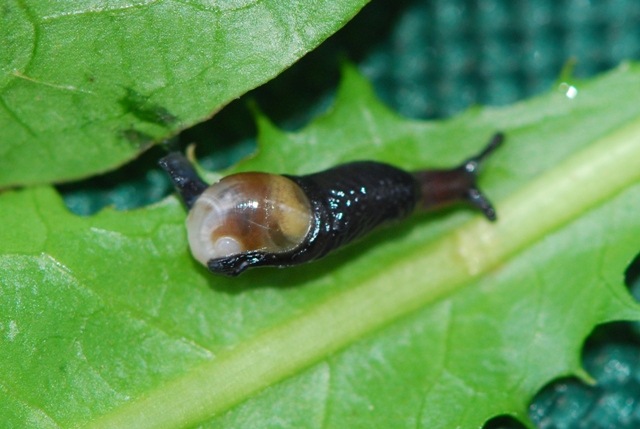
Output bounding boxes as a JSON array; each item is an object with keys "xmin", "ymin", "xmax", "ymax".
[{"xmin": 159, "ymin": 133, "xmax": 503, "ymax": 277}]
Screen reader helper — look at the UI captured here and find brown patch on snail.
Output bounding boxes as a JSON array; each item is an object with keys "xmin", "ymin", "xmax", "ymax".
[{"xmin": 186, "ymin": 172, "xmax": 313, "ymax": 265}]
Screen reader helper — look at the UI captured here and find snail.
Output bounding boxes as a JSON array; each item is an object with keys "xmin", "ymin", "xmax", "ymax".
[{"xmin": 159, "ymin": 133, "xmax": 503, "ymax": 277}]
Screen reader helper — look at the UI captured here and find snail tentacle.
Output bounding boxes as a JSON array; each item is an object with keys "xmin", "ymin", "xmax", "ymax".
[{"xmin": 412, "ymin": 132, "xmax": 503, "ymax": 221}]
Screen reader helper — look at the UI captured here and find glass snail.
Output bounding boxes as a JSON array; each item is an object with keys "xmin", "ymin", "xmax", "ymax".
[{"xmin": 159, "ymin": 133, "xmax": 503, "ymax": 277}]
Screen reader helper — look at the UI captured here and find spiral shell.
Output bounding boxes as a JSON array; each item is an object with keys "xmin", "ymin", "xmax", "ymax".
[{"xmin": 186, "ymin": 172, "xmax": 313, "ymax": 265}]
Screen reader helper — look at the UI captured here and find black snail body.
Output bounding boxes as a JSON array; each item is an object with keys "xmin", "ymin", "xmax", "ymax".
[{"xmin": 159, "ymin": 133, "xmax": 503, "ymax": 277}]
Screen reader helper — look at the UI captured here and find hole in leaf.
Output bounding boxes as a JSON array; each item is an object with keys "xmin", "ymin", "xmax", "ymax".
[
  {"xmin": 483, "ymin": 414, "xmax": 527, "ymax": 429},
  {"xmin": 529, "ymin": 322, "xmax": 640, "ymax": 429},
  {"xmin": 624, "ymin": 252, "xmax": 640, "ymax": 302}
]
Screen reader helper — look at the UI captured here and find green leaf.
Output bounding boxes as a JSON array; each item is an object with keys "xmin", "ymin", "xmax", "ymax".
[
  {"xmin": 0, "ymin": 0, "xmax": 368, "ymax": 187},
  {"xmin": 2, "ymin": 63, "xmax": 640, "ymax": 428}
]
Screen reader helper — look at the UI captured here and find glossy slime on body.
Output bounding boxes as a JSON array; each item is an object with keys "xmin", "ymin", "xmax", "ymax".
[{"xmin": 159, "ymin": 133, "xmax": 503, "ymax": 277}]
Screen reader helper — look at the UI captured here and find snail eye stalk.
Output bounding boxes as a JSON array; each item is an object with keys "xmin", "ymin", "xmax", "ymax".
[{"xmin": 413, "ymin": 132, "xmax": 503, "ymax": 221}]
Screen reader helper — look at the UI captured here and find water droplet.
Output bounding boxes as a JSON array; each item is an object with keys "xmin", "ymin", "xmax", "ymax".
[{"xmin": 559, "ymin": 82, "xmax": 578, "ymax": 99}]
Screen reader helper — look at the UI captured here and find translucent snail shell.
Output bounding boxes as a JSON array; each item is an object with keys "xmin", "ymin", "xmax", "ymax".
[{"xmin": 186, "ymin": 173, "xmax": 312, "ymax": 265}]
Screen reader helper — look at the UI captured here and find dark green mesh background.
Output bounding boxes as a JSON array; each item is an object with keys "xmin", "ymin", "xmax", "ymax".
[{"xmin": 57, "ymin": 1, "xmax": 640, "ymax": 427}]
